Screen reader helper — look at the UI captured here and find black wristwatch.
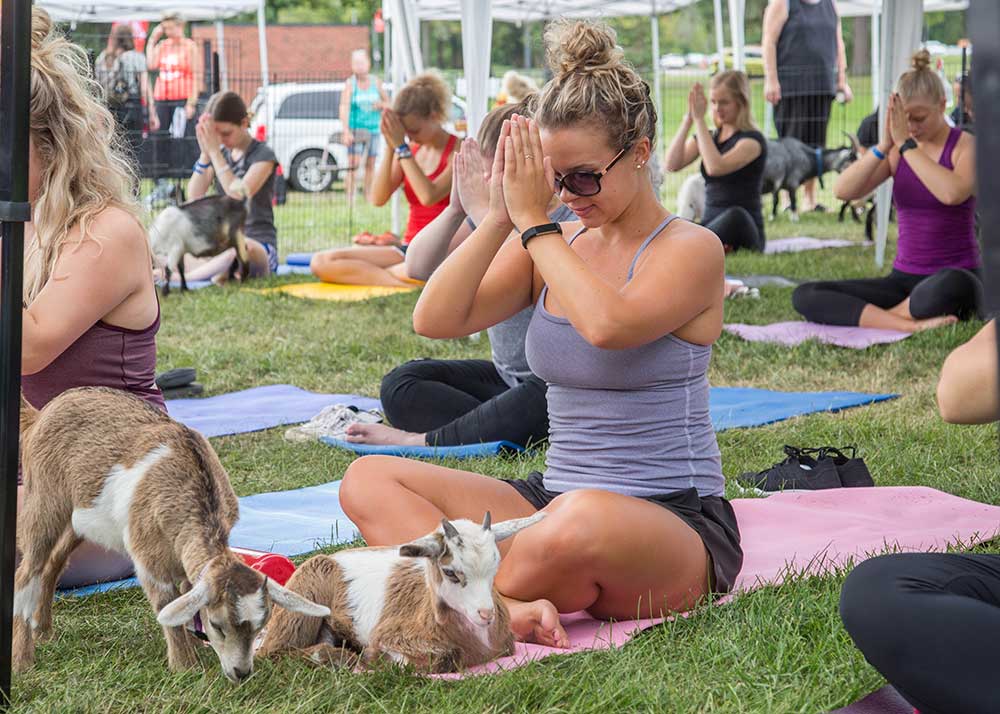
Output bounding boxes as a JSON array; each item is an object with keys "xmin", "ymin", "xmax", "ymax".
[
  {"xmin": 899, "ymin": 138, "xmax": 918, "ymax": 156},
  {"xmin": 520, "ymin": 222, "xmax": 562, "ymax": 248}
]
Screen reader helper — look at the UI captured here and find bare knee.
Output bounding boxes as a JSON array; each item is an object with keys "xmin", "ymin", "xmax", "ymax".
[
  {"xmin": 339, "ymin": 455, "xmax": 402, "ymax": 521},
  {"xmin": 517, "ymin": 490, "xmax": 613, "ymax": 566}
]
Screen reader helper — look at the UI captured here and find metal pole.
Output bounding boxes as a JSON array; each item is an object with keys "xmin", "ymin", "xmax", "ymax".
[
  {"xmin": 214, "ymin": 20, "xmax": 229, "ymax": 92},
  {"xmin": 713, "ymin": 0, "xmax": 725, "ymax": 69},
  {"xmin": 970, "ymin": 2, "xmax": 1000, "ymax": 330},
  {"xmin": 0, "ymin": 0, "xmax": 31, "ymax": 705},
  {"xmin": 650, "ymin": 7, "xmax": 664, "ymax": 172},
  {"xmin": 958, "ymin": 39, "xmax": 969, "ymax": 130},
  {"xmin": 257, "ymin": 0, "xmax": 270, "ymax": 90}
]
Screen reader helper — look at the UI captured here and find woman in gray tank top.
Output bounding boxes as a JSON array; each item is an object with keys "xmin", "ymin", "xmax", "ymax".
[{"xmin": 340, "ymin": 18, "xmax": 742, "ymax": 649}]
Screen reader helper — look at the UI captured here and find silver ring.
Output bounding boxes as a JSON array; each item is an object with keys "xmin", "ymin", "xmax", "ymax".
[{"xmin": 524, "ymin": 154, "xmax": 535, "ymax": 159}]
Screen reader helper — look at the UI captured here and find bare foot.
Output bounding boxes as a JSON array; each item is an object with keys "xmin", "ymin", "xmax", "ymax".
[
  {"xmin": 911, "ymin": 314, "xmax": 959, "ymax": 332},
  {"xmin": 344, "ymin": 422, "xmax": 425, "ymax": 446},
  {"xmin": 507, "ymin": 598, "xmax": 569, "ymax": 649}
]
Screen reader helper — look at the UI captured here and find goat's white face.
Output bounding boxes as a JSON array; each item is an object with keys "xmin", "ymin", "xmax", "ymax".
[
  {"xmin": 156, "ymin": 559, "xmax": 331, "ymax": 683},
  {"xmin": 400, "ymin": 513, "xmax": 546, "ymax": 632}
]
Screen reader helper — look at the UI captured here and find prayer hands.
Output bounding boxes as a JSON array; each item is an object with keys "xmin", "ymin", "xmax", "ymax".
[
  {"xmin": 381, "ymin": 110, "xmax": 406, "ymax": 149},
  {"xmin": 500, "ymin": 115, "xmax": 556, "ymax": 232},
  {"xmin": 455, "ymin": 138, "xmax": 490, "ymax": 221},
  {"xmin": 887, "ymin": 92, "xmax": 909, "ymax": 147},
  {"xmin": 689, "ymin": 83, "xmax": 708, "ymax": 121}
]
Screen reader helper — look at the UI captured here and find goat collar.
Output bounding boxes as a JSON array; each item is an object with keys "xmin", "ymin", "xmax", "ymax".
[{"xmin": 814, "ymin": 147, "xmax": 825, "ymax": 190}]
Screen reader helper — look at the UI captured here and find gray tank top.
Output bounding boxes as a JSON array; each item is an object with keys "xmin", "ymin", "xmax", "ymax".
[
  {"xmin": 524, "ymin": 215, "xmax": 723, "ymax": 498},
  {"xmin": 776, "ymin": 0, "xmax": 838, "ymax": 97},
  {"xmin": 488, "ymin": 203, "xmax": 576, "ymax": 388}
]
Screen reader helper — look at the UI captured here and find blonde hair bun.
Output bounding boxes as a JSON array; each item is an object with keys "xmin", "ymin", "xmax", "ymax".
[
  {"xmin": 911, "ymin": 48, "xmax": 932, "ymax": 72},
  {"xmin": 545, "ymin": 19, "xmax": 624, "ymax": 78}
]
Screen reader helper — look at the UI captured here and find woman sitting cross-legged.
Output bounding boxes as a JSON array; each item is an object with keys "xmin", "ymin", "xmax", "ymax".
[
  {"xmin": 793, "ymin": 50, "xmax": 982, "ymax": 333},
  {"xmin": 346, "ymin": 97, "xmax": 574, "ymax": 449},
  {"xmin": 309, "ymin": 72, "xmax": 458, "ymax": 287},
  {"xmin": 339, "ymin": 19, "xmax": 742, "ymax": 646},
  {"xmin": 19, "ymin": 10, "xmax": 166, "ymax": 587},
  {"xmin": 665, "ymin": 71, "xmax": 767, "ymax": 253}
]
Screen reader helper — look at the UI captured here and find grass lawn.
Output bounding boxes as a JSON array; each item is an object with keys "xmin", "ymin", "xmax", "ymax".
[{"xmin": 14, "ymin": 210, "xmax": 998, "ymax": 713}]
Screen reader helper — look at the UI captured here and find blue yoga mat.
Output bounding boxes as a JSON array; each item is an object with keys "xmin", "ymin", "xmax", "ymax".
[
  {"xmin": 167, "ymin": 385, "xmax": 381, "ymax": 438},
  {"xmin": 276, "ymin": 264, "xmax": 314, "ymax": 276},
  {"xmin": 285, "ymin": 252, "xmax": 315, "ymax": 267},
  {"xmin": 709, "ymin": 387, "xmax": 897, "ymax": 430},
  {"xmin": 320, "ymin": 437, "xmax": 524, "ymax": 460}
]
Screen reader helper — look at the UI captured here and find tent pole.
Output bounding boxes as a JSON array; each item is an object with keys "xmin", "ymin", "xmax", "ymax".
[
  {"xmin": 215, "ymin": 20, "xmax": 229, "ymax": 91},
  {"xmin": 970, "ymin": 1, "xmax": 1000, "ymax": 338},
  {"xmin": 257, "ymin": 0, "xmax": 269, "ymax": 90},
  {"xmin": 650, "ymin": 6, "xmax": 663, "ymax": 180},
  {"xmin": 713, "ymin": 0, "xmax": 725, "ymax": 67},
  {"xmin": 0, "ymin": 0, "xmax": 31, "ymax": 705}
]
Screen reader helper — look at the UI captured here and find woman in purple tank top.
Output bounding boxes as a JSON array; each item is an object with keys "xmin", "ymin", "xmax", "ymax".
[
  {"xmin": 793, "ymin": 50, "xmax": 982, "ymax": 332},
  {"xmin": 16, "ymin": 10, "xmax": 164, "ymax": 586},
  {"xmin": 339, "ymin": 19, "xmax": 742, "ymax": 649}
]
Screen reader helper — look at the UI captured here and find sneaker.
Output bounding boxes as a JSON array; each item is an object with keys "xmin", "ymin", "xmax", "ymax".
[
  {"xmin": 736, "ymin": 445, "xmax": 842, "ymax": 494},
  {"xmin": 284, "ymin": 404, "xmax": 383, "ymax": 443},
  {"xmin": 822, "ymin": 445, "xmax": 874, "ymax": 487}
]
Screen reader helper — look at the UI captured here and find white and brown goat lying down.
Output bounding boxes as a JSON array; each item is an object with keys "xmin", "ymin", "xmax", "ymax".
[
  {"xmin": 14, "ymin": 388, "xmax": 329, "ymax": 682},
  {"xmin": 258, "ymin": 512, "xmax": 545, "ymax": 672}
]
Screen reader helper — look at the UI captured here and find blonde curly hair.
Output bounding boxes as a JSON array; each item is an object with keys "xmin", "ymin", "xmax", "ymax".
[
  {"xmin": 535, "ymin": 19, "xmax": 656, "ymax": 152},
  {"xmin": 25, "ymin": 7, "xmax": 142, "ymax": 305}
]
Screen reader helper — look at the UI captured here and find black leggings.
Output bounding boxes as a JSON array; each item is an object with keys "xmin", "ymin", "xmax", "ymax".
[
  {"xmin": 840, "ymin": 552, "xmax": 1000, "ymax": 714},
  {"xmin": 792, "ymin": 268, "xmax": 983, "ymax": 326},
  {"xmin": 703, "ymin": 206, "xmax": 765, "ymax": 252},
  {"xmin": 379, "ymin": 359, "xmax": 549, "ymax": 448}
]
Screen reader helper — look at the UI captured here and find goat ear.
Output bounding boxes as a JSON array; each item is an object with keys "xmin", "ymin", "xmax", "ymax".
[
  {"xmin": 492, "ymin": 512, "xmax": 546, "ymax": 543},
  {"xmin": 156, "ymin": 579, "xmax": 211, "ymax": 627},
  {"xmin": 482, "ymin": 511, "xmax": 492, "ymax": 531},
  {"xmin": 265, "ymin": 579, "xmax": 331, "ymax": 618},
  {"xmin": 399, "ymin": 534, "xmax": 445, "ymax": 559},
  {"xmin": 440, "ymin": 518, "xmax": 460, "ymax": 541}
]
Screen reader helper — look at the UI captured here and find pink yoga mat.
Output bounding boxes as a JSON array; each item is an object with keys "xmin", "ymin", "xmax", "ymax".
[
  {"xmin": 765, "ymin": 237, "xmax": 873, "ymax": 254},
  {"xmin": 725, "ymin": 321, "xmax": 911, "ymax": 349},
  {"xmin": 439, "ymin": 487, "xmax": 1000, "ymax": 678}
]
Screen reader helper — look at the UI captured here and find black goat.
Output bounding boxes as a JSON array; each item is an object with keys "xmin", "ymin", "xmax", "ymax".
[{"xmin": 761, "ymin": 136, "xmax": 856, "ymax": 221}]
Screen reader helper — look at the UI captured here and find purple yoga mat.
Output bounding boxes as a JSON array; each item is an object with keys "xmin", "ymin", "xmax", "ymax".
[
  {"xmin": 765, "ymin": 237, "xmax": 873, "ymax": 254},
  {"xmin": 830, "ymin": 686, "xmax": 915, "ymax": 714},
  {"xmin": 724, "ymin": 321, "xmax": 911, "ymax": 349}
]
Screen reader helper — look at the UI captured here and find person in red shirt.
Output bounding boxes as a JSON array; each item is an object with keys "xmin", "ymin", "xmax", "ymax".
[
  {"xmin": 310, "ymin": 72, "xmax": 458, "ymax": 287},
  {"xmin": 145, "ymin": 11, "xmax": 200, "ymax": 134}
]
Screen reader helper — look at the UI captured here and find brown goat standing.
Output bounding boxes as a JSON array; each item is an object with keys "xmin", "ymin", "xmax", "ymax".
[{"xmin": 14, "ymin": 388, "xmax": 328, "ymax": 681}]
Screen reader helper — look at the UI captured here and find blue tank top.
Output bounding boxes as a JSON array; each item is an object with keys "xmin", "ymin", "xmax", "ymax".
[
  {"xmin": 524, "ymin": 215, "xmax": 724, "ymax": 498},
  {"xmin": 348, "ymin": 77, "xmax": 381, "ymax": 134}
]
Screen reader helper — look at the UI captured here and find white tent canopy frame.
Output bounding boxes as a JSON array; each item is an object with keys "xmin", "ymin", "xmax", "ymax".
[{"xmin": 39, "ymin": 0, "xmax": 271, "ymax": 91}]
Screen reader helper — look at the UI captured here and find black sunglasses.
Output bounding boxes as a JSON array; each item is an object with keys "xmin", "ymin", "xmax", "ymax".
[{"xmin": 553, "ymin": 145, "xmax": 632, "ymax": 197}]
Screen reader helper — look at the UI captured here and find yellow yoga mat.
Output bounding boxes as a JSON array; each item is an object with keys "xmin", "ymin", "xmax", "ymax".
[{"xmin": 260, "ymin": 282, "xmax": 419, "ymax": 302}]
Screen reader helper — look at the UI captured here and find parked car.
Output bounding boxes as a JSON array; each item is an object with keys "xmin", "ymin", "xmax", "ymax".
[
  {"xmin": 659, "ymin": 53, "xmax": 687, "ymax": 70},
  {"xmin": 710, "ymin": 45, "xmax": 765, "ymax": 77},
  {"xmin": 249, "ymin": 82, "xmax": 468, "ymax": 193}
]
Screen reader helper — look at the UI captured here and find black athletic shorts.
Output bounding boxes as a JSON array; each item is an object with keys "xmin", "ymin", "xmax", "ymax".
[{"xmin": 503, "ymin": 472, "xmax": 743, "ymax": 594}]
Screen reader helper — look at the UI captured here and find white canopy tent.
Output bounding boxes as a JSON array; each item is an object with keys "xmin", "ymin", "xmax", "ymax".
[{"xmin": 40, "ymin": 0, "xmax": 270, "ymax": 91}]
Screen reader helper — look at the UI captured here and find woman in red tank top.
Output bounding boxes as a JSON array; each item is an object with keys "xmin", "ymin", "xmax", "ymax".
[
  {"xmin": 310, "ymin": 72, "xmax": 458, "ymax": 287},
  {"xmin": 18, "ymin": 10, "xmax": 163, "ymax": 586},
  {"xmin": 145, "ymin": 12, "xmax": 200, "ymax": 134}
]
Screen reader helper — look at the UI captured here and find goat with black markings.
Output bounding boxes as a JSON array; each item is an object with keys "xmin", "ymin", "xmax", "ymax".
[
  {"xmin": 149, "ymin": 192, "xmax": 250, "ymax": 296},
  {"xmin": 761, "ymin": 136, "xmax": 856, "ymax": 221},
  {"xmin": 13, "ymin": 388, "xmax": 329, "ymax": 682},
  {"xmin": 258, "ymin": 512, "xmax": 545, "ymax": 672}
]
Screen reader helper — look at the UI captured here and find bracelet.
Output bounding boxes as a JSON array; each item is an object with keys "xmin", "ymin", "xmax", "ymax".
[
  {"xmin": 465, "ymin": 216, "xmax": 477, "ymax": 231},
  {"xmin": 520, "ymin": 222, "xmax": 562, "ymax": 249},
  {"xmin": 395, "ymin": 142, "xmax": 413, "ymax": 159},
  {"xmin": 871, "ymin": 146, "xmax": 886, "ymax": 161},
  {"xmin": 195, "ymin": 160, "xmax": 211, "ymax": 169}
]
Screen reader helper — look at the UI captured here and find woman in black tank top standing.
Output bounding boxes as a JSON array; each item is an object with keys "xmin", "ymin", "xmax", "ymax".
[
  {"xmin": 339, "ymin": 19, "xmax": 736, "ymax": 649},
  {"xmin": 666, "ymin": 70, "xmax": 767, "ymax": 252}
]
